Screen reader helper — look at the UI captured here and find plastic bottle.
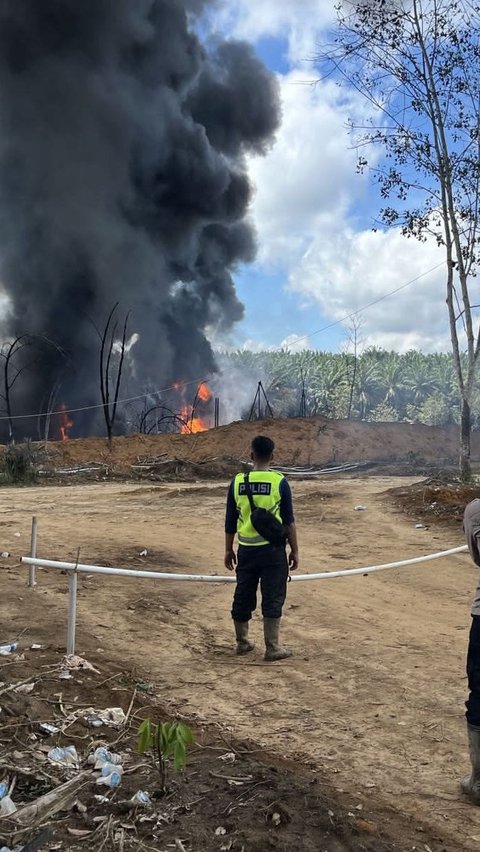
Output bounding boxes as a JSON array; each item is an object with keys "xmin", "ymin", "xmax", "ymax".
[
  {"xmin": 47, "ymin": 745, "xmax": 79, "ymax": 767},
  {"xmin": 0, "ymin": 643, "xmax": 17, "ymax": 656},
  {"xmin": 96, "ymin": 769, "xmax": 123, "ymax": 789},
  {"xmin": 0, "ymin": 796, "xmax": 17, "ymax": 816}
]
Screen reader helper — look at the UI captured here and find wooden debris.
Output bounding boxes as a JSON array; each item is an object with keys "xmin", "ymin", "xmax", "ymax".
[{"xmin": 12, "ymin": 770, "xmax": 92, "ymax": 827}]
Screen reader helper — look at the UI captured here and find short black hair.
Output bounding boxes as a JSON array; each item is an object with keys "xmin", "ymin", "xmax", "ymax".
[{"xmin": 251, "ymin": 435, "xmax": 274, "ymax": 460}]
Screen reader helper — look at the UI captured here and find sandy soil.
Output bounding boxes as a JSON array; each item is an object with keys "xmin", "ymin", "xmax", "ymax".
[
  {"xmin": 1, "ymin": 474, "xmax": 480, "ymax": 849},
  {"xmin": 14, "ymin": 415, "xmax": 480, "ymax": 476}
]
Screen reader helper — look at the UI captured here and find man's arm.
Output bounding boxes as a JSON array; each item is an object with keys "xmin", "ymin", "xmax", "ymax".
[
  {"xmin": 285, "ymin": 522, "xmax": 299, "ymax": 570},
  {"xmin": 280, "ymin": 479, "xmax": 299, "ymax": 570},
  {"xmin": 224, "ymin": 481, "xmax": 237, "ymax": 571}
]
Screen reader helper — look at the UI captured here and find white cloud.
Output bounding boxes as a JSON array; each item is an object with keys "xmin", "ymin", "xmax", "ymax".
[
  {"xmin": 289, "ymin": 226, "xmax": 451, "ymax": 352},
  {"xmin": 212, "ymin": 0, "xmax": 334, "ymax": 65},
  {"xmin": 210, "ymin": 1, "xmax": 457, "ymax": 354},
  {"xmin": 279, "ymin": 333, "xmax": 310, "ymax": 352},
  {"xmin": 247, "ymin": 70, "xmax": 368, "ymax": 267}
]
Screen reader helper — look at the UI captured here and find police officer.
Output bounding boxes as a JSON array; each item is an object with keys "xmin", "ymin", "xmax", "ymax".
[
  {"xmin": 461, "ymin": 497, "xmax": 480, "ymax": 802},
  {"xmin": 224, "ymin": 435, "xmax": 299, "ymax": 661}
]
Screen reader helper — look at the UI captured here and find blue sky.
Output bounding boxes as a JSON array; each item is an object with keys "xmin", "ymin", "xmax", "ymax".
[{"xmin": 208, "ymin": 0, "xmax": 453, "ymax": 355}]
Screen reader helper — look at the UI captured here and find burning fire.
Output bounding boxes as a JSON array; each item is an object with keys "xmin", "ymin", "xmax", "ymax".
[
  {"xmin": 177, "ymin": 382, "xmax": 213, "ymax": 433},
  {"xmin": 57, "ymin": 404, "xmax": 74, "ymax": 441}
]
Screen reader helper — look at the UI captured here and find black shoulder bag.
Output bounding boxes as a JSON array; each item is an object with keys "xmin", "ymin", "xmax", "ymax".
[{"xmin": 243, "ymin": 472, "xmax": 287, "ymax": 546}]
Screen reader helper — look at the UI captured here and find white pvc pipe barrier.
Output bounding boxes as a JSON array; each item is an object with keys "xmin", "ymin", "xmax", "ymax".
[
  {"xmin": 21, "ymin": 544, "xmax": 468, "ymax": 583},
  {"xmin": 27, "ymin": 516, "xmax": 37, "ymax": 589},
  {"xmin": 21, "ymin": 545, "xmax": 468, "ymax": 655}
]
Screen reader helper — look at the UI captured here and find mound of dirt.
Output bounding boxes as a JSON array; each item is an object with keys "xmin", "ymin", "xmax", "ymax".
[
  {"xmin": 387, "ymin": 479, "xmax": 480, "ymax": 526},
  {"xmin": 9, "ymin": 416, "xmax": 479, "ymax": 479}
]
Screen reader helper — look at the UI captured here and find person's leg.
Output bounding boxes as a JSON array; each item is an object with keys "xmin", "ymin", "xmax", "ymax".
[
  {"xmin": 462, "ymin": 615, "xmax": 480, "ymax": 801},
  {"xmin": 231, "ymin": 547, "xmax": 260, "ymax": 654},
  {"xmin": 259, "ymin": 546, "xmax": 291, "ymax": 661}
]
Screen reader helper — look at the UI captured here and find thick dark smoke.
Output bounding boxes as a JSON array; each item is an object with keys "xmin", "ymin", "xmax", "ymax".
[{"xmin": 0, "ymin": 0, "xmax": 279, "ymax": 436}]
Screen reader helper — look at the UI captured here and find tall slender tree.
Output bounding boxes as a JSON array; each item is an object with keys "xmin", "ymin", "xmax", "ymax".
[{"xmin": 318, "ymin": 0, "xmax": 480, "ymax": 478}]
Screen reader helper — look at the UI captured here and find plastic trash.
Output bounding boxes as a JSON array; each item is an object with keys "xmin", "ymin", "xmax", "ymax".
[
  {"xmin": 100, "ymin": 762, "xmax": 124, "ymax": 778},
  {"xmin": 31, "ymin": 644, "xmax": 44, "ymax": 650},
  {"xmin": 0, "ymin": 643, "xmax": 17, "ymax": 656},
  {"xmin": 96, "ymin": 767, "xmax": 123, "ymax": 789},
  {"xmin": 131, "ymin": 790, "xmax": 151, "ymax": 806},
  {"xmin": 0, "ymin": 552, "xmax": 10, "ymax": 558},
  {"xmin": 59, "ymin": 671, "xmax": 73, "ymax": 680},
  {"xmin": 89, "ymin": 747, "xmax": 122, "ymax": 770},
  {"xmin": 415, "ymin": 523, "xmax": 426, "ymax": 529},
  {"xmin": 0, "ymin": 796, "xmax": 17, "ymax": 816},
  {"xmin": 354, "ymin": 505, "xmax": 367, "ymax": 511},
  {"xmin": 0, "ymin": 782, "xmax": 8, "ymax": 799},
  {"xmin": 83, "ymin": 707, "xmax": 126, "ymax": 727},
  {"xmin": 40, "ymin": 723, "xmax": 60, "ymax": 735},
  {"xmin": 218, "ymin": 752, "xmax": 236, "ymax": 763},
  {"xmin": 139, "ymin": 549, "xmax": 148, "ymax": 557},
  {"xmin": 48, "ymin": 745, "xmax": 79, "ymax": 768},
  {"xmin": 85, "ymin": 715, "xmax": 104, "ymax": 728}
]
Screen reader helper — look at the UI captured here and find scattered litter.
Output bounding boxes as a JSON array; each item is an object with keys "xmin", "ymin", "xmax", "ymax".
[
  {"xmin": 84, "ymin": 707, "xmax": 126, "ymax": 728},
  {"xmin": 62, "ymin": 654, "xmax": 101, "ymax": 674},
  {"xmin": 48, "ymin": 745, "xmax": 79, "ymax": 768},
  {"xmin": 131, "ymin": 791, "xmax": 152, "ymax": 806},
  {"xmin": 0, "ymin": 783, "xmax": 7, "ymax": 798},
  {"xmin": 218, "ymin": 752, "xmax": 236, "ymax": 764},
  {"xmin": 40, "ymin": 723, "xmax": 60, "ymax": 736},
  {"xmin": 30, "ymin": 644, "xmax": 44, "ymax": 650},
  {"xmin": 0, "ymin": 552, "xmax": 10, "ymax": 559},
  {"xmin": 89, "ymin": 747, "xmax": 122, "ymax": 769},
  {"xmin": 0, "ymin": 796, "xmax": 17, "ymax": 817},
  {"xmin": 85, "ymin": 715, "xmax": 103, "ymax": 728},
  {"xmin": 94, "ymin": 794, "xmax": 110, "ymax": 804},
  {"xmin": 15, "ymin": 683, "xmax": 34, "ymax": 695},
  {"xmin": 0, "ymin": 642, "xmax": 17, "ymax": 656},
  {"xmin": 14, "ymin": 533, "xmax": 20, "ymax": 538},
  {"xmin": 96, "ymin": 765, "xmax": 123, "ymax": 788},
  {"xmin": 59, "ymin": 671, "xmax": 73, "ymax": 680},
  {"xmin": 354, "ymin": 505, "xmax": 367, "ymax": 511},
  {"xmin": 68, "ymin": 829, "xmax": 92, "ymax": 838},
  {"xmin": 215, "ymin": 827, "xmax": 227, "ymax": 836},
  {"xmin": 271, "ymin": 812, "xmax": 281, "ymax": 826},
  {"xmin": 139, "ymin": 549, "xmax": 148, "ymax": 557},
  {"xmin": 415, "ymin": 523, "xmax": 426, "ymax": 529}
]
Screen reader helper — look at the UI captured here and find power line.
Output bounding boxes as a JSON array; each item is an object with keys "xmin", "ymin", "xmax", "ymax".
[
  {"xmin": 0, "ymin": 376, "xmax": 209, "ymax": 422},
  {"xmin": 0, "ymin": 260, "xmax": 446, "ymax": 424},
  {"xmin": 282, "ymin": 261, "xmax": 446, "ymax": 349}
]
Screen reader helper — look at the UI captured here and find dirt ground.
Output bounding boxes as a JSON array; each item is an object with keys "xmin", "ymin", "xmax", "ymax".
[
  {"xmin": 1, "ymin": 473, "xmax": 480, "ymax": 850},
  {"xmin": 14, "ymin": 416, "xmax": 480, "ymax": 478}
]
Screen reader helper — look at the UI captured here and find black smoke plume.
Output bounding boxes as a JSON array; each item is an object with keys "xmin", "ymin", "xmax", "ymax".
[{"xmin": 0, "ymin": 0, "xmax": 280, "ymax": 437}]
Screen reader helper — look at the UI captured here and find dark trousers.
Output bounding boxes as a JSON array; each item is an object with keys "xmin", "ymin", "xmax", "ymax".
[
  {"xmin": 466, "ymin": 615, "xmax": 480, "ymax": 726},
  {"xmin": 231, "ymin": 544, "xmax": 289, "ymax": 622}
]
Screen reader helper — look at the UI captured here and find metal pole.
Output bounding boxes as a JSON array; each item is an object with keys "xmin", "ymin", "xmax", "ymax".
[
  {"xmin": 28, "ymin": 516, "xmax": 38, "ymax": 588},
  {"xmin": 67, "ymin": 570, "xmax": 78, "ymax": 656}
]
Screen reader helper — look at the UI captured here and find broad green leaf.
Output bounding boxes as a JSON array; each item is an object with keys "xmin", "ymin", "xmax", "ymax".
[{"xmin": 137, "ymin": 719, "xmax": 152, "ymax": 754}]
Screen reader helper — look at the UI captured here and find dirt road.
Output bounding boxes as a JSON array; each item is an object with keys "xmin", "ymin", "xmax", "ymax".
[{"xmin": 1, "ymin": 475, "xmax": 479, "ymax": 849}]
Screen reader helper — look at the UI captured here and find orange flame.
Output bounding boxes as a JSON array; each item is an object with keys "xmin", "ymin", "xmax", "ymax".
[
  {"xmin": 57, "ymin": 404, "xmax": 74, "ymax": 441},
  {"xmin": 197, "ymin": 382, "xmax": 213, "ymax": 403},
  {"xmin": 177, "ymin": 383, "xmax": 212, "ymax": 433}
]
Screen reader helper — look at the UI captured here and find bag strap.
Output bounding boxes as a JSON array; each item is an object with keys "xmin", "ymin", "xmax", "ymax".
[{"xmin": 243, "ymin": 472, "xmax": 256, "ymax": 513}]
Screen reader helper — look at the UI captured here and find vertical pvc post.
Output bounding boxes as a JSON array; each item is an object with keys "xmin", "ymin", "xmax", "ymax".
[
  {"xmin": 67, "ymin": 570, "xmax": 78, "ymax": 656},
  {"xmin": 28, "ymin": 516, "xmax": 38, "ymax": 588}
]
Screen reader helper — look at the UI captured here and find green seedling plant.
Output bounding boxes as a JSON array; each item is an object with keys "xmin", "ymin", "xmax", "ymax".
[{"xmin": 137, "ymin": 719, "xmax": 194, "ymax": 792}]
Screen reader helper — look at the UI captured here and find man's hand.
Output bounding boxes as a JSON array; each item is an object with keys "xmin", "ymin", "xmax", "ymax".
[
  {"xmin": 288, "ymin": 549, "xmax": 299, "ymax": 571},
  {"xmin": 225, "ymin": 549, "xmax": 237, "ymax": 571}
]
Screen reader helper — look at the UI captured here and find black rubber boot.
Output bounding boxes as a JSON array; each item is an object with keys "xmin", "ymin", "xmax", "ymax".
[
  {"xmin": 461, "ymin": 724, "xmax": 480, "ymax": 803},
  {"xmin": 234, "ymin": 621, "xmax": 255, "ymax": 655},
  {"xmin": 263, "ymin": 617, "xmax": 292, "ymax": 661}
]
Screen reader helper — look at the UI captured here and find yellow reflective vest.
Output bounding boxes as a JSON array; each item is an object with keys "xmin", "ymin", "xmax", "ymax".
[{"xmin": 233, "ymin": 470, "xmax": 284, "ymax": 546}]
